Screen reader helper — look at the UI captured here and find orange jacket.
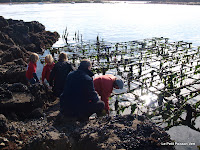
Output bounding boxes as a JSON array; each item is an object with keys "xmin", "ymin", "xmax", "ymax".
[{"xmin": 93, "ymin": 74, "xmax": 116, "ymax": 111}]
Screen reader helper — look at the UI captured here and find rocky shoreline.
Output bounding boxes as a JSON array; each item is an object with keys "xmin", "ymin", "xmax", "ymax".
[{"xmin": 0, "ymin": 16, "xmax": 175, "ymax": 149}]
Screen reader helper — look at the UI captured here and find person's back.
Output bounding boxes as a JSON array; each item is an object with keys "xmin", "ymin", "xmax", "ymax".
[
  {"xmin": 93, "ymin": 74, "xmax": 116, "ymax": 113},
  {"xmin": 94, "ymin": 74, "xmax": 124, "ymax": 114},
  {"xmin": 49, "ymin": 53, "xmax": 74, "ymax": 97},
  {"xmin": 60, "ymin": 59, "xmax": 104, "ymax": 120},
  {"xmin": 94, "ymin": 74, "xmax": 116, "ymax": 95},
  {"xmin": 61, "ymin": 68, "xmax": 96, "ymax": 109}
]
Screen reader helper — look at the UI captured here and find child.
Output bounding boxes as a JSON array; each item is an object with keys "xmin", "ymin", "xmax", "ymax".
[
  {"xmin": 26, "ymin": 53, "xmax": 39, "ymax": 84},
  {"xmin": 41, "ymin": 54, "xmax": 55, "ymax": 84}
]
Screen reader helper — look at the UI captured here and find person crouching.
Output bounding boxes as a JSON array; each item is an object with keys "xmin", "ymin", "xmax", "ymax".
[{"xmin": 60, "ymin": 59, "xmax": 105, "ymax": 121}]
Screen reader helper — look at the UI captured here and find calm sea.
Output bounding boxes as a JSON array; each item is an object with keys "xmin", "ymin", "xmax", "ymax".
[{"xmin": 1, "ymin": 1, "xmax": 200, "ymax": 46}]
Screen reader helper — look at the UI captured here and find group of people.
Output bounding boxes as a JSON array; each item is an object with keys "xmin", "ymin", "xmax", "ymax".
[{"xmin": 26, "ymin": 52, "xmax": 124, "ymax": 120}]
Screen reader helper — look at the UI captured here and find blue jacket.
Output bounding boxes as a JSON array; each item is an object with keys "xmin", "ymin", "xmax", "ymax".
[{"xmin": 60, "ymin": 66, "xmax": 99, "ymax": 114}]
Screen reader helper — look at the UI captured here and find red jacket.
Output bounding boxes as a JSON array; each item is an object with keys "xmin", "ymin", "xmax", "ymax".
[
  {"xmin": 93, "ymin": 74, "xmax": 116, "ymax": 111},
  {"xmin": 26, "ymin": 62, "xmax": 37, "ymax": 80},
  {"xmin": 42, "ymin": 63, "xmax": 55, "ymax": 82}
]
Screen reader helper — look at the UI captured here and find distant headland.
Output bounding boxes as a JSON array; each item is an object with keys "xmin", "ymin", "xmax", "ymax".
[{"xmin": 1, "ymin": 0, "xmax": 200, "ymax": 5}]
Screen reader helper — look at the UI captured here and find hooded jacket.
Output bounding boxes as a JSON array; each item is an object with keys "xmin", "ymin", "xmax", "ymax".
[{"xmin": 60, "ymin": 66, "xmax": 99, "ymax": 115}]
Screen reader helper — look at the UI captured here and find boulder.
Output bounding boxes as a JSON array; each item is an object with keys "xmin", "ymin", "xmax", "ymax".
[
  {"xmin": 29, "ymin": 108, "xmax": 44, "ymax": 119},
  {"xmin": 0, "ymin": 16, "xmax": 60, "ymax": 85},
  {"xmin": 0, "ymin": 86, "xmax": 13, "ymax": 100},
  {"xmin": 8, "ymin": 83, "xmax": 29, "ymax": 92},
  {"xmin": 0, "ymin": 114, "xmax": 8, "ymax": 133},
  {"xmin": 1, "ymin": 16, "xmax": 59, "ymax": 53},
  {"xmin": 0, "ymin": 65, "xmax": 27, "ymax": 84},
  {"xmin": 0, "ymin": 83, "xmax": 55, "ymax": 120},
  {"xmin": 0, "ymin": 16, "xmax": 8, "ymax": 29},
  {"xmin": 24, "ymin": 131, "xmax": 70, "ymax": 150}
]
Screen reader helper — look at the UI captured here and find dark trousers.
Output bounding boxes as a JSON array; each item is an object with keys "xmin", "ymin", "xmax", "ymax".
[
  {"xmin": 27, "ymin": 78, "xmax": 37, "ymax": 84},
  {"xmin": 62, "ymin": 100, "xmax": 105, "ymax": 120}
]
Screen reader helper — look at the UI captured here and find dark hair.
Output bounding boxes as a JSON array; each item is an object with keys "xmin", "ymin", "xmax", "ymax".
[
  {"xmin": 59, "ymin": 53, "xmax": 68, "ymax": 61},
  {"xmin": 79, "ymin": 59, "xmax": 91, "ymax": 69}
]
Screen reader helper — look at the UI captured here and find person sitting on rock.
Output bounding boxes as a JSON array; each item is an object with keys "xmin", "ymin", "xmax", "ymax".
[
  {"xmin": 41, "ymin": 54, "xmax": 55, "ymax": 85},
  {"xmin": 49, "ymin": 53, "xmax": 74, "ymax": 97},
  {"xmin": 26, "ymin": 52, "xmax": 39, "ymax": 84},
  {"xmin": 60, "ymin": 59, "xmax": 105, "ymax": 121},
  {"xmin": 93, "ymin": 74, "xmax": 124, "ymax": 115}
]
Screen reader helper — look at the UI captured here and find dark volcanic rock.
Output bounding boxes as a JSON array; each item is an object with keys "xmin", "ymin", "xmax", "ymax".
[
  {"xmin": 8, "ymin": 83, "xmax": 29, "ymax": 92},
  {"xmin": 0, "ymin": 114, "xmax": 8, "ymax": 133},
  {"xmin": 0, "ymin": 83, "xmax": 56, "ymax": 120},
  {"xmin": 0, "ymin": 87, "xmax": 13, "ymax": 100},
  {"xmin": 23, "ymin": 131, "xmax": 70, "ymax": 150},
  {"xmin": 0, "ymin": 45, "xmax": 25, "ymax": 65},
  {"xmin": 0, "ymin": 16, "xmax": 59, "ymax": 54},
  {"xmin": 1, "ymin": 17, "xmax": 59, "ymax": 53},
  {"xmin": 0, "ymin": 65, "xmax": 27, "ymax": 84},
  {"xmin": 29, "ymin": 108, "xmax": 44, "ymax": 119},
  {"xmin": 0, "ymin": 31, "xmax": 15, "ymax": 46},
  {"xmin": 0, "ymin": 16, "xmax": 8, "ymax": 29},
  {"xmin": 0, "ymin": 16, "xmax": 60, "ymax": 84},
  {"xmin": 68, "ymin": 115, "xmax": 175, "ymax": 150},
  {"xmin": 0, "ymin": 99, "xmax": 175, "ymax": 150}
]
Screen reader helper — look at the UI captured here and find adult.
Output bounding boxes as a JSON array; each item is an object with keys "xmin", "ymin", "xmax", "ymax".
[
  {"xmin": 49, "ymin": 53, "xmax": 74, "ymax": 97},
  {"xmin": 60, "ymin": 59, "xmax": 105, "ymax": 120},
  {"xmin": 93, "ymin": 74, "xmax": 124, "ymax": 114}
]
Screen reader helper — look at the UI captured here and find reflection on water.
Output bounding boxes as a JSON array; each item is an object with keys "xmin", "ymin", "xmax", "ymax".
[{"xmin": 140, "ymin": 92, "xmax": 158, "ymax": 107}]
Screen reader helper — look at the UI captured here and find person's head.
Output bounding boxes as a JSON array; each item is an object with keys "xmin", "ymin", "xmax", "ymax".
[
  {"xmin": 113, "ymin": 78, "xmax": 124, "ymax": 89},
  {"xmin": 58, "ymin": 53, "xmax": 68, "ymax": 62},
  {"xmin": 29, "ymin": 53, "xmax": 39, "ymax": 63},
  {"xmin": 79, "ymin": 59, "xmax": 92, "ymax": 70},
  {"xmin": 45, "ymin": 54, "xmax": 54, "ymax": 64}
]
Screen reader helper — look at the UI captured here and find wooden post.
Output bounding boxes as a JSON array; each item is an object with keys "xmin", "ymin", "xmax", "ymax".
[{"xmin": 139, "ymin": 63, "xmax": 142, "ymax": 76}]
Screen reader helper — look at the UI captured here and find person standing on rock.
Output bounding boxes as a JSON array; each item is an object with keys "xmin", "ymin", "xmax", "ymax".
[
  {"xmin": 26, "ymin": 53, "xmax": 39, "ymax": 84},
  {"xmin": 41, "ymin": 54, "xmax": 55, "ymax": 85},
  {"xmin": 60, "ymin": 59, "xmax": 105, "ymax": 121},
  {"xmin": 49, "ymin": 53, "xmax": 74, "ymax": 97},
  {"xmin": 93, "ymin": 74, "xmax": 124, "ymax": 115}
]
